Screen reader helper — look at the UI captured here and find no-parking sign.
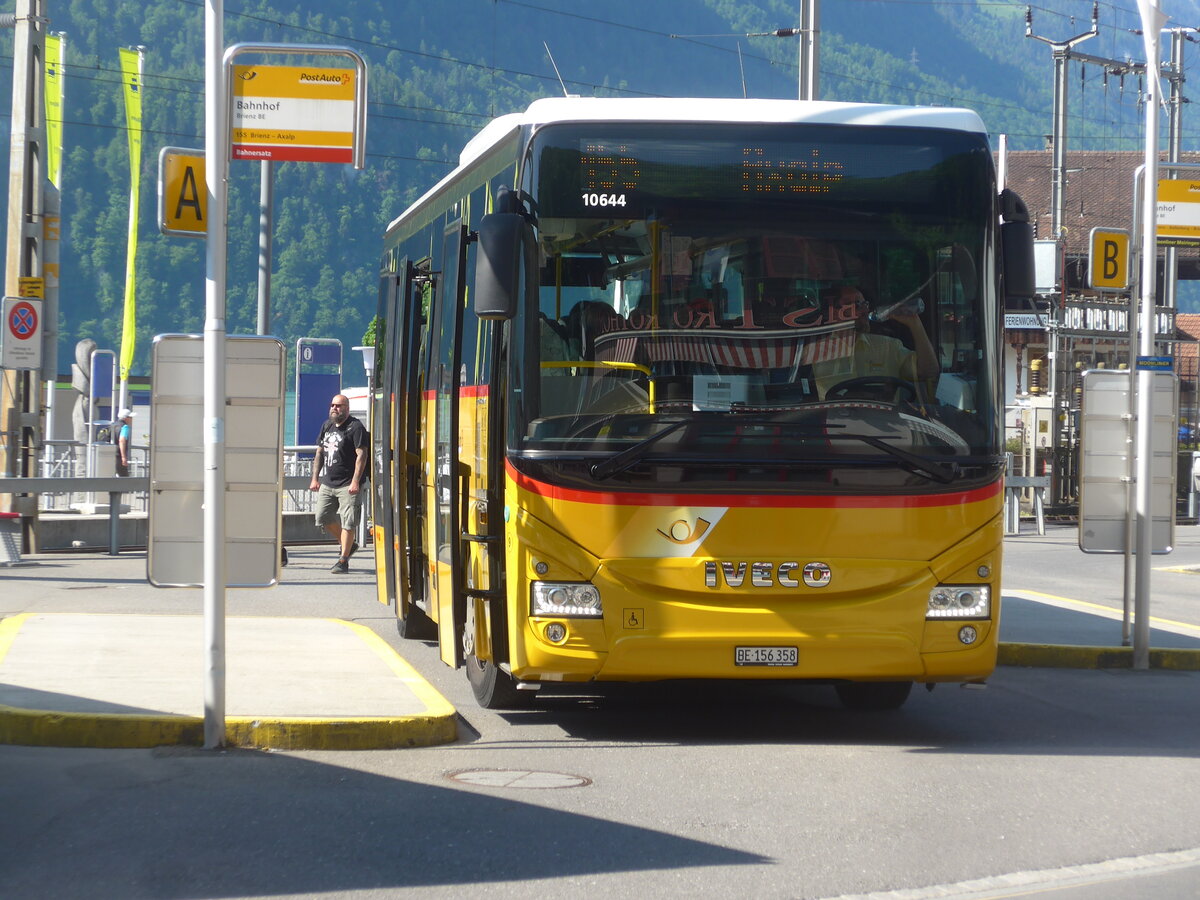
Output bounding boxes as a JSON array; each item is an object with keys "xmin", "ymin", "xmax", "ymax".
[{"xmin": 1, "ymin": 296, "xmax": 42, "ymax": 370}]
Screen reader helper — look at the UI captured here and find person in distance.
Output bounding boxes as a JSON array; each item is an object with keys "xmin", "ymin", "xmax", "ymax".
[{"xmin": 309, "ymin": 394, "xmax": 368, "ymax": 574}]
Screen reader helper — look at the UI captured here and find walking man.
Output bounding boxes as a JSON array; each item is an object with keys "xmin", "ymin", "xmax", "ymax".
[
  {"xmin": 115, "ymin": 407, "xmax": 134, "ymax": 477},
  {"xmin": 310, "ymin": 393, "xmax": 368, "ymax": 573}
]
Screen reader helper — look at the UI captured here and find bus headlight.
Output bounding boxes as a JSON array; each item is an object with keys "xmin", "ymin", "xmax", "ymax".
[
  {"xmin": 531, "ymin": 582, "xmax": 603, "ymax": 618},
  {"xmin": 926, "ymin": 585, "xmax": 989, "ymax": 620}
]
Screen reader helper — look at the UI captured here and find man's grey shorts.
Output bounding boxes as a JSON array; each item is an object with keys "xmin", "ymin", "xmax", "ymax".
[{"xmin": 315, "ymin": 483, "xmax": 361, "ymax": 530}]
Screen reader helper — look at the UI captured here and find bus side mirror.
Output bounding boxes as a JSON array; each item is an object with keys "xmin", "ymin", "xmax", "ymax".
[
  {"xmin": 999, "ymin": 188, "xmax": 1035, "ymax": 303},
  {"xmin": 474, "ymin": 212, "xmax": 532, "ymax": 320}
]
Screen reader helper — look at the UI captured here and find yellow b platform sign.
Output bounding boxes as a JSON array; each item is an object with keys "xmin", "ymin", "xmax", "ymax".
[
  {"xmin": 1088, "ymin": 227, "xmax": 1129, "ymax": 293},
  {"xmin": 158, "ymin": 146, "xmax": 206, "ymax": 237}
]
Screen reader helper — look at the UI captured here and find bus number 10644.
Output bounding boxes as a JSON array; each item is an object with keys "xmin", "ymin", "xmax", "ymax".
[{"xmin": 581, "ymin": 193, "xmax": 628, "ymax": 208}]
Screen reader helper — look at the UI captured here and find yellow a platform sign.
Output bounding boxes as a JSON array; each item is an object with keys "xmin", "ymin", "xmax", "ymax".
[{"xmin": 158, "ymin": 146, "xmax": 206, "ymax": 237}]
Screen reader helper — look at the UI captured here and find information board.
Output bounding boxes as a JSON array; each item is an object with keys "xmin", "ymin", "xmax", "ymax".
[
  {"xmin": 1078, "ymin": 369, "xmax": 1177, "ymax": 554},
  {"xmin": 231, "ymin": 64, "xmax": 357, "ymax": 163},
  {"xmin": 295, "ymin": 338, "xmax": 342, "ymax": 450},
  {"xmin": 148, "ymin": 334, "xmax": 286, "ymax": 588},
  {"xmin": 1157, "ymin": 179, "xmax": 1200, "ymax": 247}
]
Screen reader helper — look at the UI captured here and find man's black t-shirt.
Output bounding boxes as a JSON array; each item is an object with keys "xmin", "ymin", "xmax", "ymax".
[{"xmin": 316, "ymin": 415, "xmax": 369, "ymax": 488}]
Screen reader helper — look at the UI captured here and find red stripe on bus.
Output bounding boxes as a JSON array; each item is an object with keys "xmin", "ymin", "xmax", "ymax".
[
  {"xmin": 420, "ymin": 385, "xmax": 489, "ymax": 400},
  {"xmin": 505, "ymin": 459, "xmax": 1001, "ymax": 508}
]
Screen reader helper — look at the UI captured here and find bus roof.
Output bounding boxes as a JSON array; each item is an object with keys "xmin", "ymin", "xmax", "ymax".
[
  {"xmin": 386, "ymin": 98, "xmax": 988, "ymax": 236},
  {"xmin": 459, "ymin": 97, "xmax": 988, "ymax": 168}
]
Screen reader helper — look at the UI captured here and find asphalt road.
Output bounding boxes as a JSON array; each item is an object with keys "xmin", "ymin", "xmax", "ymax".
[
  {"xmin": 3, "ymin": 533, "xmax": 1200, "ymax": 899},
  {"xmin": 1002, "ymin": 521, "xmax": 1200, "ymax": 627}
]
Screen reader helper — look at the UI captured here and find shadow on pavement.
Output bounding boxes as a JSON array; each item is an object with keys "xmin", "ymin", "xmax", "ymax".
[{"xmin": 0, "ymin": 747, "xmax": 766, "ymax": 897}]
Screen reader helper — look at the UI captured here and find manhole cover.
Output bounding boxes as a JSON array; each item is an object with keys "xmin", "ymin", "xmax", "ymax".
[{"xmin": 447, "ymin": 769, "xmax": 591, "ymax": 789}]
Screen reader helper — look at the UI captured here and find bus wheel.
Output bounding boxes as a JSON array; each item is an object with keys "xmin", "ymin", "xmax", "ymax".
[
  {"xmin": 835, "ymin": 681, "xmax": 913, "ymax": 711},
  {"xmin": 397, "ymin": 597, "xmax": 437, "ymax": 641},
  {"xmin": 465, "ymin": 651, "xmax": 532, "ymax": 709}
]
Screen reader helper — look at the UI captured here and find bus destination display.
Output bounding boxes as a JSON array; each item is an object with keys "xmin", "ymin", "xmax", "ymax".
[{"xmin": 578, "ymin": 140, "xmax": 846, "ymax": 209}]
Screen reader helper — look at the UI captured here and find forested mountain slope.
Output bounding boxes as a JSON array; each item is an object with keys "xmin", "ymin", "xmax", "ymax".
[{"xmin": 0, "ymin": 0, "xmax": 1179, "ymax": 374}]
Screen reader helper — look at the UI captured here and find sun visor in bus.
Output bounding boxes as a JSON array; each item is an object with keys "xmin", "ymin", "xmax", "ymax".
[
  {"xmin": 475, "ymin": 212, "xmax": 536, "ymax": 320},
  {"xmin": 999, "ymin": 188, "xmax": 1035, "ymax": 303}
]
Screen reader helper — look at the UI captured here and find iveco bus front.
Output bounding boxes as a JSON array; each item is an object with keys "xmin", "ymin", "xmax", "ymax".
[{"xmin": 376, "ymin": 98, "xmax": 1034, "ymax": 710}]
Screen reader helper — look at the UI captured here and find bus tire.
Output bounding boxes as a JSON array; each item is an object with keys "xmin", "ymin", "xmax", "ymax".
[
  {"xmin": 465, "ymin": 651, "xmax": 532, "ymax": 709},
  {"xmin": 397, "ymin": 598, "xmax": 437, "ymax": 641},
  {"xmin": 835, "ymin": 681, "xmax": 913, "ymax": 711}
]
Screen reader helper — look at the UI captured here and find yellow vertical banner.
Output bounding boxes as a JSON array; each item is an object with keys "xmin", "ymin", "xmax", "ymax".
[
  {"xmin": 118, "ymin": 47, "xmax": 142, "ymax": 380},
  {"xmin": 44, "ymin": 34, "xmax": 63, "ymax": 189}
]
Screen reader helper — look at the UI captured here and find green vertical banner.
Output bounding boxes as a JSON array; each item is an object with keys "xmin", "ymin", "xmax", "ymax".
[
  {"xmin": 44, "ymin": 34, "xmax": 63, "ymax": 189},
  {"xmin": 118, "ymin": 47, "xmax": 142, "ymax": 380}
]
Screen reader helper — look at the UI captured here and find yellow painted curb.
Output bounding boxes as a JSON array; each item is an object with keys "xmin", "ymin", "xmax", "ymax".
[
  {"xmin": 999, "ymin": 642, "xmax": 1200, "ymax": 671},
  {"xmin": 0, "ymin": 707, "xmax": 206, "ymax": 749},
  {"xmin": 0, "ymin": 706, "xmax": 458, "ymax": 750}
]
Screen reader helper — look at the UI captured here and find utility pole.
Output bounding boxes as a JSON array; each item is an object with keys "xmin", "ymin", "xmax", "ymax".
[
  {"xmin": 1025, "ymin": 2, "xmax": 1150, "ymax": 509},
  {"xmin": 1, "ymin": 0, "xmax": 46, "ymax": 540},
  {"xmin": 798, "ymin": 0, "xmax": 818, "ymax": 101},
  {"xmin": 1162, "ymin": 28, "xmax": 1196, "ymax": 310},
  {"xmin": 1025, "ymin": 2, "xmax": 1099, "ymax": 241}
]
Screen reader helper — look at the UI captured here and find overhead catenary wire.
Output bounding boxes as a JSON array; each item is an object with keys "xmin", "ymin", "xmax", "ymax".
[
  {"xmin": 0, "ymin": 0, "xmax": 1187, "ymax": 158},
  {"xmin": 1, "ymin": 0, "xmax": 1135, "ymax": 133}
]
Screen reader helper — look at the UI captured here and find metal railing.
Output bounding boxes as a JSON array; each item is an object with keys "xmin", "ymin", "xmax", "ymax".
[{"xmin": 26, "ymin": 441, "xmax": 320, "ymax": 515}]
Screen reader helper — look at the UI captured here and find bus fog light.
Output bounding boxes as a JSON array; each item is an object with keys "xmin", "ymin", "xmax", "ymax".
[
  {"xmin": 959, "ymin": 625, "xmax": 978, "ymax": 645},
  {"xmin": 926, "ymin": 585, "xmax": 989, "ymax": 620},
  {"xmin": 531, "ymin": 582, "xmax": 603, "ymax": 618},
  {"xmin": 544, "ymin": 622, "xmax": 567, "ymax": 643}
]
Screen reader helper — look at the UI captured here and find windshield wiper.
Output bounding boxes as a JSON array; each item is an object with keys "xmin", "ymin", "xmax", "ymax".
[
  {"xmin": 589, "ymin": 417, "xmax": 693, "ymax": 480},
  {"xmin": 825, "ymin": 434, "xmax": 961, "ymax": 484},
  {"xmin": 588, "ymin": 418, "xmax": 974, "ymax": 484},
  {"xmin": 589, "ymin": 416, "xmax": 833, "ymax": 481}
]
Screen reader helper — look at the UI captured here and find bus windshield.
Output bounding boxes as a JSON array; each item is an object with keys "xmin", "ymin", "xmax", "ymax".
[{"xmin": 510, "ymin": 121, "xmax": 1001, "ymax": 493}]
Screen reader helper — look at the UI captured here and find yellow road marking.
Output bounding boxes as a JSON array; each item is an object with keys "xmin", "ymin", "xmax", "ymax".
[{"xmin": 1010, "ymin": 589, "xmax": 1200, "ymax": 634}]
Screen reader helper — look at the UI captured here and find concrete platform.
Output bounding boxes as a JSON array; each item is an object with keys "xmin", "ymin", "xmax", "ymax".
[
  {"xmin": 0, "ymin": 546, "xmax": 457, "ymax": 751},
  {"xmin": 0, "ymin": 613, "xmax": 457, "ymax": 750}
]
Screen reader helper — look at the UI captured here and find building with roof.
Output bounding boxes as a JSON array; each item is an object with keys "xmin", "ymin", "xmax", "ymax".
[{"xmin": 1000, "ymin": 150, "xmax": 1199, "ymax": 510}]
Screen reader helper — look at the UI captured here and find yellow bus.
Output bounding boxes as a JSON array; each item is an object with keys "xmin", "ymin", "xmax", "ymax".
[{"xmin": 370, "ymin": 98, "xmax": 1034, "ymax": 710}]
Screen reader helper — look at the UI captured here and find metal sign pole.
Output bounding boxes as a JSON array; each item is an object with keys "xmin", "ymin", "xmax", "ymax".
[
  {"xmin": 1133, "ymin": 0, "xmax": 1167, "ymax": 671},
  {"xmin": 257, "ymin": 159, "xmax": 273, "ymax": 335},
  {"xmin": 204, "ymin": 0, "xmax": 229, "ymax": 748}
]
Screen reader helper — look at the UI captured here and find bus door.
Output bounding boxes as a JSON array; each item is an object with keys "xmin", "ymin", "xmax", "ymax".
[
  {"xmin": 373, "ymin": 268, "xmax": 403, "ymax": 608},
  {"xmin": 375, "ymin": 258, "xmax": 423, "ymax": 615},
  {"xmin": 432, "ymin": 220, "xmax": 468, "ymax": 666},
  {"xmin": 397, "ymin": 262, "xmax": 429, "ymax": 621}
]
